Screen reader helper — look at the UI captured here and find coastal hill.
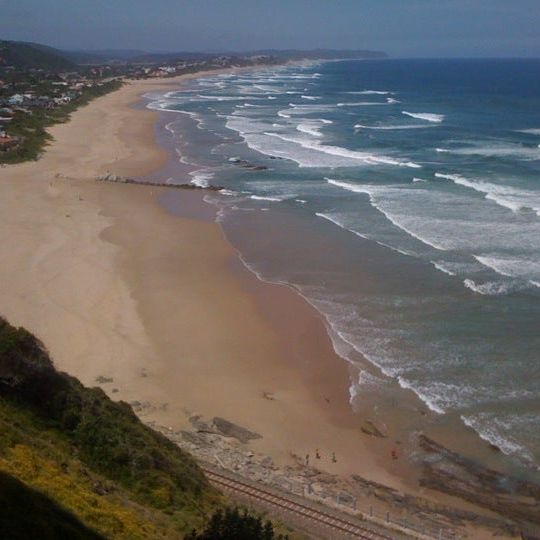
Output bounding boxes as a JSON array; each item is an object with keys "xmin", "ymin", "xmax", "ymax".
[
  {"xmin": 0, "ymin": 316, "xmax": 221, "ymax": 538},
  {"xmin": 250, "ymin": 48, "xmax": 388, "ymax": 60},
  {"xmin": 0, "ymin": 40, "xmax": 76, "ymax": 70},
  {"xmin": 61, "ymin": 47, "xmax": 387, "ymax": 65},
  {"xmin": 0, "ymin": 39, "xmax": 387, "ymax": 68},
  {"xmin": 0, "ymin": 38, "xmax": 387, "ymax": 70}
]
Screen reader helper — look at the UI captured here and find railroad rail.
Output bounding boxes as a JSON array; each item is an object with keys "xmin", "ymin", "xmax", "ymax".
[{"xmin": 202, "ymin": 465, "xmax": 406, "ymax": 540}]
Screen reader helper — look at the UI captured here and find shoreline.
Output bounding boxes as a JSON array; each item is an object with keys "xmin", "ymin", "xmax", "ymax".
[{"xmin": 0, "ymin": 68, "xmax": 534, "ymax": 537}]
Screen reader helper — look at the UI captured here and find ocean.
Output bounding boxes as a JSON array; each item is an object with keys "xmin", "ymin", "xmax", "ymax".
[{"xmin": 147, "ymin": 58, "xmax": 540, "ymax": 476}]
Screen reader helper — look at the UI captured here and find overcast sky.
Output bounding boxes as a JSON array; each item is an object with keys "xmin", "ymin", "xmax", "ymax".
[{"xmin": 1, "ymin": 0, "xmax": 539, "ymax": 57}]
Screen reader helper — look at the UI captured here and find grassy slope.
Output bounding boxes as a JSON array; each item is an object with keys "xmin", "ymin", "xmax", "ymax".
[{"xmin": 0, "ymin": 317, "xmax": 222, "ymax": 539}]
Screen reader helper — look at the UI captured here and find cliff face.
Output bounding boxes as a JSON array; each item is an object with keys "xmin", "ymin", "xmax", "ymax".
[{"xmin": 0, "ymin": 317, "xmax": 221, "ymax": 539}]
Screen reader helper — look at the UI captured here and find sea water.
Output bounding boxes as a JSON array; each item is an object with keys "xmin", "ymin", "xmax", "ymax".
[{"xmin": 147, "ymin": 59, "xmax": 540, "ymax": 474}]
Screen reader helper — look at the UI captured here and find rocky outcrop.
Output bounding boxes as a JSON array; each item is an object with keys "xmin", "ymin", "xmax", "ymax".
[
  {"xmin": 418, "ymin": 435, "xmax": 540, "ymax": 527},
  {"xmin": 187, "ymin": 415, "xmax": 261, "ymax": 443},
  {"xmin": 148, "ymin": 417, "xmax": 523, "ymax": 539},
  {"xmin": 228, "ymin": 158, "xmax": 268, "ymax": 171},
  {"xmin": 96, "ymin": 173, "xmax": 223, "ymax": 191},
  {"xmin": 212, "ymin": 417, "xmax": 262, "ymax": 443},
  {"xmin": 360, "ymin": 419, "xmax": 386, "ymax": 438}
]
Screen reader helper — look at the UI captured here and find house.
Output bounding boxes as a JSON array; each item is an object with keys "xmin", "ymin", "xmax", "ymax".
[
  {"xmin": 0, "ymin": 107, "xmax": 14, "ymax": 124},
  {"xmin": 7, "ymin": 94, "xmax": 24, "ymax": 105}
]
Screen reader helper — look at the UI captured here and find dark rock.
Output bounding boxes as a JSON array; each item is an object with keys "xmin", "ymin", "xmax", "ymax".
[
  {"xmin": 418, "ymin": 435, "xmax": 540, "ymax": 526},
  {"xmin": 212, "ymin": 417, "xmax": 261, "ymax": 443},
  {"xmin": 360, "ymin": 419, "xmax": 386, "ymax": 438}
]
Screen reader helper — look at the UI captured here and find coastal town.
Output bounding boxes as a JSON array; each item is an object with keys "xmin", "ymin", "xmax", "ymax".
[{"xmin": 0, "ymin": 42, "xmax": 277, "ymax": 162}]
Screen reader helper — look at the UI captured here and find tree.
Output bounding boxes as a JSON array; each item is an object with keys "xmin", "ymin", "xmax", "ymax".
[{"xmin": 186, "ymin": 507, "xmax": 288, "ymax": 540}]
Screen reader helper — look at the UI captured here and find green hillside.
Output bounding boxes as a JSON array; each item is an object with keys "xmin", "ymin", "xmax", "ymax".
[
  {"xmin": 0, "ymin": 317, "xmax": 222, "ymax": 539},
  {"xmin": 0, "ymin": 40, "xmax": 76, "ymax": 70}
]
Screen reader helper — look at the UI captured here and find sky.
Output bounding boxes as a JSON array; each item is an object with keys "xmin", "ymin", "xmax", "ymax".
[{"xmin": 1, "ymin": 0, "xmax": 539, "ymax": 58}]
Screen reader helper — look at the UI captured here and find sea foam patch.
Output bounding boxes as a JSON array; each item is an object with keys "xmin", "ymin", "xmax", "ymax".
[
  {"xmin": 435, "ymin": 173, "xmax": 540, "ymax": 216},
  {"xmin": 402, "ymin": 111, "xmax": 445, "ymax": 123}
]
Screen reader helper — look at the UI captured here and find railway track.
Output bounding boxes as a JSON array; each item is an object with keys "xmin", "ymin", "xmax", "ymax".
[{"xmin": 202, "ymin": 466, "xmax": 404, "ymax": 540}]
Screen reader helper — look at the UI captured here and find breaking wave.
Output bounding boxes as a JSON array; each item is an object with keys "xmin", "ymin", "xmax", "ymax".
[{"xmin": 402, "ymin": 111, "xmax": 445, "ymax": 123}]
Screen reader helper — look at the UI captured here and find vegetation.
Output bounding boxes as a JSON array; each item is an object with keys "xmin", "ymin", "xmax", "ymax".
[
  {"xmin": 0, "ymin": 317, "xmax": 222, "ymax": 538},
  {"xmin": 0, "ymin": 40, "xmax": 76, "ymax": 70},
  {"xmin": 186, "ymin": 508, "xmax": 289, "ymax": 540},
  {"xmin": 0, "ymin": 79, "xmax": 123, "ymax": 164},
  {"xmin": 0, "ymin": 470, "xmax": 105, "ymax": 540}
]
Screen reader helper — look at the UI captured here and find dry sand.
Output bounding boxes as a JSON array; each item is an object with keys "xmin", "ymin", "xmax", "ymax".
[
  {"xmin": 0, "ymin": 73, "xmax": 400, "ymax": 485},
  {"xmin": 0, "ymin": 73, "xmax": 506, "ymax": 537}
]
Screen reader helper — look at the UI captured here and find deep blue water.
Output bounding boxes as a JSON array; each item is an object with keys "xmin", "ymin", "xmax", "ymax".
[{"xmin": 147, "ymin": 59, "xmax": 540, "ymax": 473}]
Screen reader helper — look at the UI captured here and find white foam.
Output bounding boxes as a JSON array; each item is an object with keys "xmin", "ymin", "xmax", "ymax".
[
  {"xmin": 435, "ymin": 141, "xmax": 540, "ymax": 161},
  {"xmin": 146, "ymin": 100, "xmax": 201, "ymax": 118},
  {"xmin": 196, "ymin": 94, "xmax": 252, "ymax": 101},
  {"xmin": 402, "ymin": 111, "xmax": 445, "ymax": 123},
  {"xmin": 355, "ymin": 124, "xmax": 434, "ymax": 131},
  {"xmin": 262, "ymin": 133, "xmax": 421, "ymax": 169},
  {"xmin": 435, "ymin": 172, "xmax": 540, "ymax": 216},
  {"xmin": 345, "ymin": 90, "xmax": 392, "ymax": 95},
  {"xmin": 325, "ymin": 179, "xmax": 447, "ymax": 251},
  {"xmin": 189, "ymin": 170, "xmax": 214, "ymax": 188},
  {"xmin": 285, "ymin": 103, "xmax": 337, "ymax": 115},
  {"xmin": 296, "ymin": 122, "xmax": 324, "ymax": 138},
  {"xmin": 431, "ymin": 261, "xmax": 457, "ymax": 276},
  {"xmin": 461, "ymin": 413, "xmax": 539, "ymax": 467},
  {"xmin": 463, "ymin": 278, "xmax": 527, "ymax": 295},
  {"xmin": 516, "ymin": 128, "xmax": 540, "ymax": 135},
  {"xmin": 301, "ymin": 95, "xmax": 321, "ymax": 100},
  {"xmin": 219, "ymin": 189, "xmax": 238, "ymax": 196},
  {"xmin": 474, "ymin": 254, "xmax": 540, "ymax": 283},
  {"xmin": 412, "ymin": 177, "xmax": 428, "ymax": 183},
  {"xmin": 316, "ymin": 212, "xmax": 369, "ymax": 243},
  {"xmin": 349, "ymin": 370, "xmax": 386, "ymax": 405},
  {"xmin": 337, "ymin": 101, "xmax": 388, "ymax": 107},
  {"xmin": 295, "ymin": 118, "xmax": 331, "ymax": 138},
  {"xmin": 396, "ymin": 377, "xmax": 445, "ymax": 414},
  {"xmin": 228, "ymin": 112, "xmax": 413, "ymax": 170},
  {"xmin": 253, "ymin": 84, "xmax": 280, "ymax": 94},
  {"xmin": 250, "ymin": 195, "xmax": 284, "ymax": 202}
]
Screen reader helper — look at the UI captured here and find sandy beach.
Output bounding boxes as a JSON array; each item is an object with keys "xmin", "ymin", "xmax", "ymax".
[
  {"xmin": 0, "ymin": 71, "xmax": 519, "ymax": 538},
  {"xmin": 0, "ymin": 73, "xmax": 398, "ymax": 479}
]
